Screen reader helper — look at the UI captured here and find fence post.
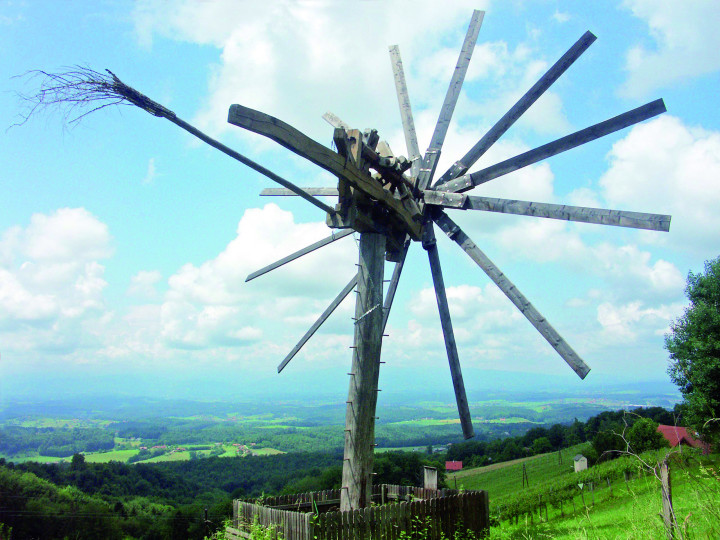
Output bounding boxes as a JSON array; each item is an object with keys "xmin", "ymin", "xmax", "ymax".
[{"xmin": 661, "ymin": 458, "xmax": 674, "ymax": 540}]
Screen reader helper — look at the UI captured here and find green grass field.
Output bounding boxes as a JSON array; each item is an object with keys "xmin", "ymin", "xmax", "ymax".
[
  {"xmin": 84, "ymin": 449, "xmax": 139, "ymax": 463},
  {"xmin": 489, "ymin": 455, "xmax": 720, "ymax": 539},
  {"xmin": 448, "ymin": 445, "xmax": 720, "ymax": 539},
  {"xmin": 376, "ymin": 446, "xmax": 427, "ymax": 453},
  {"xmin": 250, "ymin": 447, "xmax": 285, "ymax": 456},
  {"xmin": 450, "ymin": 443, "xmax": 588, "ymax": 506}
]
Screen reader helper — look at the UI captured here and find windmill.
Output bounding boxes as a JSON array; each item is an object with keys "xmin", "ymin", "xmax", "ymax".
[
  {"xmin": 234, "ymin": 10, "xmax": 669, "ymax": 510},
  {"xmin": 19, "ymin": 9, "xmax": 670, "ymax": 514}
]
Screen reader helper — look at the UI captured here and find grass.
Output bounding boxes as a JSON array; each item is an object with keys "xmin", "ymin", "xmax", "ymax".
[
  {"xmin": 250, "ymin": 448, "xmax": 284, "ymax": 456},
  {"xmin": 491, "ymin": 458, "xmax": 720, "ymax": 540},
  {"xmin": 450, "ymin": 443, "xmax": 587, "ymax": 506},
  {"xmin": 486, "ymin": 450, "xmax": 720, "ymax": 539},
  {"xmin": 376, "ymin": 446, "xmax": 427, "ymax": 453},
  {"xmin": 84, "ymin": 449, "xmax": 139, "ymax": 463}
]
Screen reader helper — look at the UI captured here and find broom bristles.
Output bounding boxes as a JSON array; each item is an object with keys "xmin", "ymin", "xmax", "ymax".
[{"xmin": 13, "ymin": 65, "xmax": 175, "ymax": 128}]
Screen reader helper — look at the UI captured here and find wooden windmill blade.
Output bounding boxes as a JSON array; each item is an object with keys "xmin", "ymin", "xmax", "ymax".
[
  {"xmin": 410, "ymin": 11, "xmax": 488, "ymax": 439},
  {"xmin": 389, "ymin": 44, "xmax": 422, "ymax": 177},
  {"xmin": 245, "ymin": 229, "xmax": 353, "ymax": 282},
  {"xmin": 438, "ymin": 99, "xmax": 667, "ymax": 194},
  {"xmin": 260, "ymin": 187, "xmax": 339, "ymax": 197},
  {"xmin": 382, "ymin": 239, "xmax": 410, "ymax": 333},
  {"xmin": 423, "ymin": 192, "xmax": 672, "ymax": 232},
  {"xmin": 277, "ymin": 274, "xmax": 359, "ymax": 373},
  {"xmin": 380, "ymin": 43, "xmax": 422, "ymax": 330},
  {"xmin": 433, "ymin": 211, "xmax": 591, "ymax": 379},
  {"xmin": 433, "ymin": 30, "xmax": 597, "ymax": 188},
  {"xmin": 416, "ymin": 9, "xmax": 485, "ymax": 192},
  {"xmin": 425, "ymin": 224, "xmax": 475, "ymax": 439}
]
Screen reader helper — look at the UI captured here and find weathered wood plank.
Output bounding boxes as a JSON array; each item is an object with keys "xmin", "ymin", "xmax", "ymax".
[
  {"xmin": 228, "ymin": 104, "xmax": 422, "ymax": 239},
  {"xmin": 389, "ymin": 45, "xmax": 422, "ymax": 178},
  {"xmin": 278, "ymin": 274, "xmax": 358, "ymax": 373},
  {"xmin": 246, "ymin": 229, "xmax": 354, "ymax": 282},
  {"xmin": 341, "ymin": 233, "xmax": 386, "ymax": 511},
  {"xmin": 382, "ymin": 241, "xmax": 410, "ymax": 333},
  {"xmin": 424, "ymin": 225, "xmax": 474, "ymax": 439},
  {"xmin": 422, "ymin": 191, "xmax": 672, "ymax": 232},
  {"xmin": 261, "ymin": 187, "xmax": 339, "ymax": 197},
  {"xmin": 323, "ymin": 111, "xmax": 351, "ymax": 130},
  {"xmin": 225, "ymin": 525, "xmax": 251, "ymax": 539},
  {"xmin": 440, "ymin": 99, "xmax": 666, "ymax": 194},
  {"xmin": 416, "ymin": 10, "xmax": 485, "ymax": 192},
  {"xmin": 434, "ymin": 211, "xmax": 591, "ymax": 378},
  {"xmin": 433, "ymin": 31, "xmax": 596, "ymax": 188}
]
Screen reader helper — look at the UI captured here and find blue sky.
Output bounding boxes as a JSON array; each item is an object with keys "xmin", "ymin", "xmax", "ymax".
[{"xmin": 2, "ymin": 0, "xmax": 720, "ymax": 403}]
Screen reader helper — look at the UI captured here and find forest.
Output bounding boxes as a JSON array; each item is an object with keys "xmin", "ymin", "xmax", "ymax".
[{"xmin": 0, "ymin": 405, "xmax": 680, "ymax": 539}]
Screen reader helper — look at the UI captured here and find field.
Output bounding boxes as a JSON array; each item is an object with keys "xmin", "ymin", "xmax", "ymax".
[
  {"xmin": 449, "ymin": 443, "xmax": 586, "ymax": 503},
  {"xmin": 452, "ymin": 446, "xmax": 720, "ymax": 539}
]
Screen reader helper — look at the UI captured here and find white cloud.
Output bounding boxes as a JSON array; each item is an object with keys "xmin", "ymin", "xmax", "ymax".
[
  {"xmin": 495, "ymin": 218, "xmax": 683, "ymax": 302},
  {"xmin": 132, "ymin": 0, "xmax": 485, "ymax": 139},
  {"xmin": 597, "ymin": 300, "xmax": 683, "ymax": 342},
  {"xmin": 128, "ymin": 270, "xmax": 162, "ymax": 298},
  {"xmin": 599, "ymin": 115, "xmax": 720, "ymax": 254},
  {"xmin": 0, "ymin": 208, "xmax": 112, "ymax": 353},
  {"xmin": 158, "ymin": 204, "xmax": 357, "ymax": 349},
  {"xmin": 463, "ymin": 41, "xmax": 572, "ymax": 137},
  {"xmin": 22, "ymin": 208, "xmax": 112, "ymax": 262},
  {"xmin": 621, "ymin": 0, "xmax": 720, "ymax": 97},
  {"xmin": 553, "ymin": 11, "xmax": 571, "ymax": 24},
  {"xmin": 142, "ymin": 158, "xmax": 157, "ymax": 185}
]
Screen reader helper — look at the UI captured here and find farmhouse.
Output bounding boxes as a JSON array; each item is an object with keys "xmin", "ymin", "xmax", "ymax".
[
  {"xmin": 657, "ymin": 425, "xmax": 711, "ymax": 453},
  {"xmin": 573, "ymin": 454, "xmax": 588, "ymax": 472}
]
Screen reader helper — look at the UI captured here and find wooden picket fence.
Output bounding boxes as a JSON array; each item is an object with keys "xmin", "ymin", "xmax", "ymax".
[{"xmin": 226, "ymin": 485, "xmax": 489, "ymax": 539}]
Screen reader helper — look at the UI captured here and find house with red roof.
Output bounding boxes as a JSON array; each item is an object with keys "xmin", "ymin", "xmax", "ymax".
[
  {"xmin": 446, "ymin": 461, "xmax": 463, "ymax": 472},
  {"xmin": 657, "ymin": 424, "xmax": 711, "ymax": 454}
]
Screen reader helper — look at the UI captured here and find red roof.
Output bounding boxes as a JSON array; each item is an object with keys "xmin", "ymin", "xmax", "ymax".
[
  {"xmin": 657, "ymin": 425, "xmax": 711, "ymax": 453},
  {"xmin": 445, "ymin": 461, "xmax": 463, "ymax": 471}
]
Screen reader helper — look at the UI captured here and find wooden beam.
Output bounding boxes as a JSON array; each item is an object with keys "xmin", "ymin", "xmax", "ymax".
[
  {"xmin": 433, "ymin": 31, "xmax": 596, "ymax": 188},
  {"xmin": 322, "ymin": 111, "xmax": 350, "ymax": 130},
  {"xmin": 382, "ymin": 240, "xmax": 410, "ymax": 333},
  {"xmin": 228, "ymin": 104, "xmax": 423, "ymax": 239},
  {"xmin": 422, "ymin": 191, "xmax": 672, "ymax": 232},
  {"xmin": 260, "ymin": 187, "xmax": 339, "ymax": 197},
  {"xmin": 424, "ymin": 225, "xmax": 475, "ymax": 439},
  {"xmin": 277, "ymin": 274, "xmax": 358, "ymax": 373},
  {"xmin": 245, "ymin": 229, "xmax": 354, "ymax": 282},
  {"xmin": 389, "ymin": 45, "xmax": 422, "ymax": 177},
  {"xmin": 341, "ymin": 233, "xmax": 386, "ymax": 511},
  {"xmin": 416, "ymin": 10, "xmax": 485, "ymax": 192},
  {"xmin": 439, "ymin": 99, "xmax": 666, "ymax": 194},
  {"xmin": 151, "ymin": 115, "xmax": 335, "ymax": 215},
  {"xmin": 433, "ymin": 211, "xmax": 591, "ymax": 379}
]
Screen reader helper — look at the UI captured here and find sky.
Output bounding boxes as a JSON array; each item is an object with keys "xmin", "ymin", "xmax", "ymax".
[{"xmin": 1, "ymin": 0, "xmax": 720, "ymax": 405}]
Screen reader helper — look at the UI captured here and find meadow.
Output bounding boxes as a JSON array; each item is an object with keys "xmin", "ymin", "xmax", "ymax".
[{"xmin": 452, "ymin": 445, "xmax": 720, "ymax": 539}]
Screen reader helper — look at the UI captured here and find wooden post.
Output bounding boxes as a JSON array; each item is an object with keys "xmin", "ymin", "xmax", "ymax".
[
  {"xmin": 424, "ymin": 466, "xmax": 438, "ymax": 490},
  {"xmin": 341, "ymin": 232, "xmax": 386, "ymax": 511},
  {"xmin": 661, "ymin": 458, "xmax": 674, "ymax": 539}
]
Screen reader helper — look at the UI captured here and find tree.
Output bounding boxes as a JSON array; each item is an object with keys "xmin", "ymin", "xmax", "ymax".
[
  {"xmin": 626, "ymin": 418, "xmax": 668, "ymax": 454},
  {"xmin": 666, "ymin": 256, "xmax": 720, "ymax": 446},
  {"xmin": 530, "ymin": 437, "xmax": 553, "ymax": 455}
]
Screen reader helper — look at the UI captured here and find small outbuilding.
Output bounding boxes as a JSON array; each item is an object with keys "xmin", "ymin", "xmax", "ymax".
[
  {"xmin": 446, "ymin": 460, "xmax": 463, "ymax": 472},
  {"xmin": 573, "ymin": 454, "xmax": 588, "ymax": 472},
  {"xmin": 657, "ymin": 425, "xmax": 711, "ymax": 454}
]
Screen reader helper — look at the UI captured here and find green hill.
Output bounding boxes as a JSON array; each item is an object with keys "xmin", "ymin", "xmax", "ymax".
[
  {"xmin": 451, "ymin": 446, "xmax": 720, "ymax": 539},
  {"xmin": 449, "ymin": 443, "xmax": 588, "ymax": 508}
]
